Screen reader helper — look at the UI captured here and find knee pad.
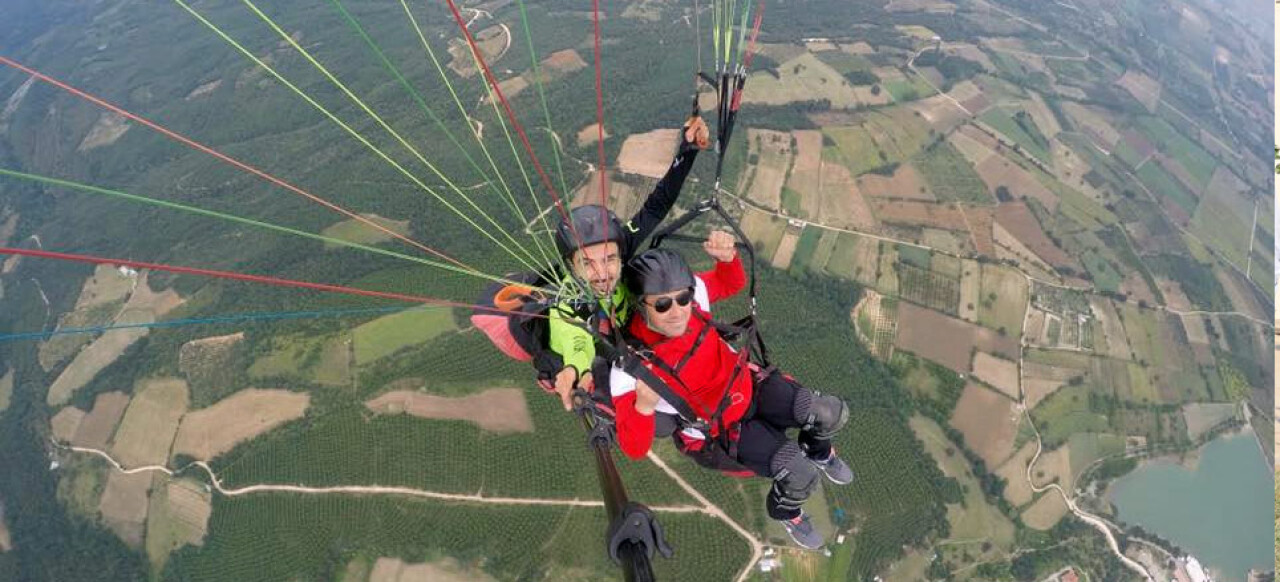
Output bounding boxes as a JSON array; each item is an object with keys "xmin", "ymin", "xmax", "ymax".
[
  {"xmin": 796, "ymin": 392, "xmax": 848, "ymax": 439},
  {"xmin": 769, "ymin": 442, "xmax": 820, "ymax": 511}
]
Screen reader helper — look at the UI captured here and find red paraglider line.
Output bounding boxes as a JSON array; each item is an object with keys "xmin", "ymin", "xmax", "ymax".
[
  {"xmin": 441, "ymin": 0, "xmax": 589, "ymax": 257},
  {"xmin": 0, "ymin": 247, "xmax": 543, "ymax": 317},
  {"xmin": 592, "ymin": 0, "xmax": 609, "ymax": 209},
  {"xmin": 0, "ymin": 56, "xmax": 481, "ymax": 276}
]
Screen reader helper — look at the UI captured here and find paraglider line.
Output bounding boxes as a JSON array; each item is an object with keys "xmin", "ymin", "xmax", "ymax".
[
  {"xmin": 0, "ymin": 168, "xmax": 521, "ymax": 285},
  {"xmin": 328, "ymin": 0, "xmax": 553, "ymax": 272},
  {"xmin": 0, "ymin": 305, "xmax": 410, "ymax": 343},
  {"xmin": 0, "ymin": 247, "xmax": 557, "ymax": 317},
  {"xmin": 442, "ymin": 0, "xmax": 593, "ymax": 266},
  {"xmin": 0, "ymin": 56, "xmax": 476, "ymax": 275},
  {"xmin": 592, "ymin": 0, "xmax": 609, "ymax": 209}
]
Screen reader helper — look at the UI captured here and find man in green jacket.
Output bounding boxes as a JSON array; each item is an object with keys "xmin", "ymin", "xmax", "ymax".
[{"xmin": 542, "ymin": 115, "xmax": 708, "ymax": 409}]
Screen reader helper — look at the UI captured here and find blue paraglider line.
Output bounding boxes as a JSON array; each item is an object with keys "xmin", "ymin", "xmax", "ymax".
[{"xmin": 0, "ymin": 304, "xmax": 419, "ymax": 342}]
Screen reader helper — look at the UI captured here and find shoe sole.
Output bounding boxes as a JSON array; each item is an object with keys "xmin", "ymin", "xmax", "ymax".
[
  {"xmin": 785, "ymin": 531, "xmax": 824, "ymax": 550},
  {"xmin": 821, "ymin": 470, "xmax": 853, "ymax": 486}
]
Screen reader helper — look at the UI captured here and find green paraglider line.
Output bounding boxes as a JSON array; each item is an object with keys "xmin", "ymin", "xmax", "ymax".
[
  {"xmin": 0, "ymin": 168, "xmax": 536, "ymax": 288},
  {"xmin": 0, "ymin": 305, "xmax": 412, "ymax": 343},
  {"xmin": 513, "ymin": 0, "xmax": 572, "ymax": 201},
  {"xmin": 172, "ymin": 0, "xmax": 548, "ymax": 275},
  {"xmin": 327, "ymin": 0, "xmax": 554, "ymax": 273},
  {"xmin": 398, "ymin": 0, "xmax": 565, "ymax": 279},
  {"xmin": 0, "ymin": 56, "xmax": 480, "ymax": 275}
]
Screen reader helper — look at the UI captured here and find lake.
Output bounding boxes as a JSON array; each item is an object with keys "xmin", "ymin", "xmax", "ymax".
[{"xmin": 1108, "ymin": 431, "xmax": 1272, "ymax": 582}]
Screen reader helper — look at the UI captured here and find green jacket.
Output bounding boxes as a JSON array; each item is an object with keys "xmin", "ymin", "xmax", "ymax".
[{"xmin": 548, "ymin": 280, "xmax": 633, "ymax": 376}]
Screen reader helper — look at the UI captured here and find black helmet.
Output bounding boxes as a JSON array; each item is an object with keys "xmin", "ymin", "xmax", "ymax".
[
  {"xmin": 555, "ymin": 205, "xmax": 624, "ymax": 258},
  {"xmin": 624, "ymin": 248, "xmax": 695, "ymax": 296}
]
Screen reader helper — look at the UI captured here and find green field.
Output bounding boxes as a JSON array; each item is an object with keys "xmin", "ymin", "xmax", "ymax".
[
  {"xmin": 1066, "ymin": 432, "xmax": 1126, "ymax": 483},
  {"xmin": 915, "ymin": 141, "xmax": 991, "ymax": 205},
  {"xmin": 1135, "ymin": 161, "xmax": 1198, "ymax": 214},
  {"xmin": 353, "ymin": 307, "xmax": 458, "ymax": 364},
  {"xmin": 978, "ymin": 107, "xmax": 1052, "ymax": 165},
  {"xmin": 248, "ymin": 333, "xmax": 349, "ymax": 387},
  {"xmin": 883, "ymin": 77, "xmax": 936, "ymax": 103},
  {"xmin": 977, "ymin": 264, "xmax": 1027, "ymax": 337},
  {"xmin": 897, "ymin": 245, "xmax": 932, "ymax": 270},
  {"xmin": 824, "ymin": 127, "xmax": 884, "ymax": 176},
  {"xmin": 1029, "ymin": 384, "xmax": 1112, "ymax": 447},
  {"xmin": 810, "ymin": 229, "xmax": 840, "ymax": 272},
  {"xmin": 1078, "ymin": 248, "xmax": 1124, "ymax": 294},
  {"xmin": 791, "ymin": 226, "xmax": 824, "ymax": 272},
  {"xmin": 781, "ymin": 186, "xmax": 805, "ymax": 218},
  {"xmin": 1190, "ymin": 191, "xmax": 1253, "ymax": 268},
  {"xmin": 1134, "ymin": 116, "xmax": 1218, "ymax": 188},
  {"xmin": 824, "ymin": 232, "xmax": 875, "ymax": 284}
]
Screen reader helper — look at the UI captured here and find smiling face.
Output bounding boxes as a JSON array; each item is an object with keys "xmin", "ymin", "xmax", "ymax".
[
  {"xmin": 639, "ymin": 287, "xmax": 694, "ymax": 337},
  {"xmin": 570, "ymin": 241, "xmax": 621, "ymax": 296}
]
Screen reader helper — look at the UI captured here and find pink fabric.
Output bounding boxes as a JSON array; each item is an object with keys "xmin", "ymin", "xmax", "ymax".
[{"xmin": 472, "ymin": 314, "xmax": 532, "ymax": 362}]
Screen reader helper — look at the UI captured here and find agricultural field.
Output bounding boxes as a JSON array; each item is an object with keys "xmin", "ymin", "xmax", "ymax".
[
  {"xmin": 910, "ymin": 415, "xmax": 1016, "ymax": 560},
  {"xmin": 914, "ymin": 139, "xmax": 990, "ymax": 205},
  {"xmin": 110, "ymin": 378, "xmax": 189, "ymax": 467},
  {"xmin": 738, "ymin": 207, "xmax": 788, "ymax": 260},
  {"xmin": 249, "ymin": 333, "xmax": 351, "ymax": 386},
  {"xmin": 1022, "ymin": 360, "xmax": 1084, "ymax": 410},
  {"xmin": 855, "ymin": 162, "xmax": 934, "ymax": 201},
  {"xmin": 995, "ymin": 201, "xmax": 1072, "ymax": 265},
  {"xmin": 172, "ymin": 389, "xmax": 311, "ymax": 461},
  {"xmin": 98, "ymin": 470, "xmax": 152, "ymax": 547},
  {"xmin": 896, "ymin": 262, "xmax": 959, "ymax": 314},
  {"xmin": 744, "ymin": 52, "xmax": 867, "ymax": 109},
  {"xmin": 1135, "ymin": 160, "xmax": 1198, "ymax": 217},
  {"xmin": 949, "ymin": 382, "xmax": 1020, "ymax": 466},
  {"xmin": 354, "ymin": 307, "xmax": 458, "ymax": 364},
  {"xmin": 973, "ymin": 153, "xmax": 1059, "ymax": 210},
  {"xmin": 895, "ymin": 302, "xmax": 1019, "ymax": 373},
  {"xmin": 1132, "ymin": 116, "xmax": 1218, "ymax": 189},
  {"xmin": 971, "ymin": 352, "xmax": 1020, "ymax": 400},
  {"xmin": 364, "ymin": 387, "xmax": 533, "ymax": 434},
  {"xmin": 869, "ymin": 199, "xmax": 967, "ymax": 232},
  {"xmin": 616, "ymin": 129, "xmax": 680, "ymax": 179},
  {"xmin": 824, "ymin": 232, "xmax": 880, "ymax": 287},
  {"xmin": 320, "ymin": 214, "xmax": 410, "ymax": 249},
  {"xmin": 810, "ymin": 163, "xmax": 879, "ymax": 230},
  {"xmin": 1182, "ymin": 402, "xmax": 1240, "ymax": 441},
  {"xmin": 995, "ymin": 442, "xmax": 1038, "ymax": 507},
  {"xmin": 144, "ymin": 476, "xmax": 212, "ymax": 570},
  {"xmin": 976, "ymin": 263, "xmax": 1028, "ymax": 337},
  {"xmin": 737, "ymin": 129, "xmax": 794, "ymax": 211},
  {"xmin": 45, "ymin": 274, "xmax": 183, "ymax": 406},
  {"xmin": 1114, "ymin": 70, "xmax": 1161, "ymax": 112},
  {"xmin": 1019, "ymin": 492, "xmax": 1069, "ymax": 530},
  {"xmin": 977, "ymin": 107, "xmax": 1053, "ymax": 165},
  {"xmin": 39, "ymin": 264, "xmax": 134, "ymax": 370},
  {"xmin": 1029, "ymin": 384, "xmax": 1110, "ymax": 448},
  {"xmin": 69, "ymin": 391, "xmax": 131, "ymax": 449},
  {"xmin": 0, "ymin": 368, "xmax": 9, "ymax": 413}
]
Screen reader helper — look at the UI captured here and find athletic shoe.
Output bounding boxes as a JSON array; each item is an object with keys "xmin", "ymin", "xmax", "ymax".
[
  {"xmin": 780, "ymin": 512, "xmax": 824, "ymax": 549},
  {"xmin": 814, "ymin": 448, "xmax": 854, "ymax": 485}
]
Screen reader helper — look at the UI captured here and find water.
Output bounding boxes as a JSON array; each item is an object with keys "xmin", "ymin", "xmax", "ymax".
[{"xmin": 1108, "ymin": 431, "xmax": 1273, "ymax": 582}]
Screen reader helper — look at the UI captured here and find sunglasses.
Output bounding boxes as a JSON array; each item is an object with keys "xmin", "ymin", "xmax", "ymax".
[{"xmin": 644, "ymin": 288, "xmax": 694, "ymax": 314}]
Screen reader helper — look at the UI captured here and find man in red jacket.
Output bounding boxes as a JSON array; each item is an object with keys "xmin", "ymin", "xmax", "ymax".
[{"xmin": 609, "ymin": 232, "xmax": 853, "ymax": 549}]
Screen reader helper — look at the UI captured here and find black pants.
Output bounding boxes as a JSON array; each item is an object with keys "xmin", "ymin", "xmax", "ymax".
[
  {"xmin": 738, "ymin": 370, "xmax": 836, "ymax": 520},
  {"xmin": 735, "ymin": 371, "xmax": 832, "ymax": 474}
]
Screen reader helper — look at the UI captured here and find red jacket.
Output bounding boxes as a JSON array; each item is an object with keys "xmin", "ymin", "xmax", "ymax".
[{"xmin": 612, "ymin": 256, "xmax": 750, "ymax": 460}]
